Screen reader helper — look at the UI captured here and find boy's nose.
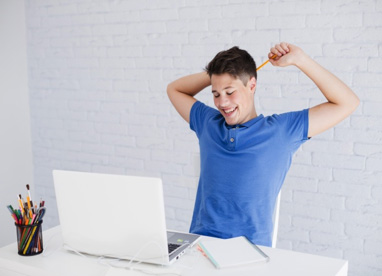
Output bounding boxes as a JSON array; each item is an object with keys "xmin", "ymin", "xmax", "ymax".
[{"xmin": 218, "ymin": 95, "xmax": 229, "ymax": 108}]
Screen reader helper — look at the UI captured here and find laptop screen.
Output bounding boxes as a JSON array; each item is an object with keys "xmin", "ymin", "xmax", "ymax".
[{"xmin": 53, "ymin": 170, "xmax": 170, "ymax": 263}]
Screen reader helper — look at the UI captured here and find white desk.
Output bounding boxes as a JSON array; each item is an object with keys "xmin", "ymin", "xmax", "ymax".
[{"xmin": 0, "ymin": 226, "xmax": 347, "ymax": 276}]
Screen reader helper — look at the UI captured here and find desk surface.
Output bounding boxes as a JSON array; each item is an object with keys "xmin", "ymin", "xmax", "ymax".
[{"xmin": 0, "ymin": 226, "xmax": 348, "ymax": 276}]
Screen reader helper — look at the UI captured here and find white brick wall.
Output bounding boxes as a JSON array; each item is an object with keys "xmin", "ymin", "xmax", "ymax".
[{"xmin": 25, "ymin": 1, "xmax": 381, "ymax": 275}]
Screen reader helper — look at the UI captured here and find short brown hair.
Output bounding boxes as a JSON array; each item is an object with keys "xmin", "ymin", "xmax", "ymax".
[{"xmin": 204, "ymin": 46, "xmax": 257, "ymax": 85}]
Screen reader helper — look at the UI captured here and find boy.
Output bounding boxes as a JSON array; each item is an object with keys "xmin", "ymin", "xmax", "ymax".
[{"xmin": 167, "ymin": 42, "xmax": 359, "ymax": 246}]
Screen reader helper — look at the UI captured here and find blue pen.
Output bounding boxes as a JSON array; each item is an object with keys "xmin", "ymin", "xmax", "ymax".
[
  {"xmin": 6, "ymin": 205, "xmax": 14, "ymax": 215},
  {"xmin": 6, "ymin": 205, "xmax": 18, "ymax": 223}
]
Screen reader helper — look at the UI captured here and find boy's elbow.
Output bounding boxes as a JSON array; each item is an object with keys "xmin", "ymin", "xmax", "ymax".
[
  {"xmin": 337, "ymin": 93, "xmax": 360, "ymax": 119},
  {"xmin": 167, "ymin": 83, "xmax": 174, "ymax": 98},
  {"xmin": 355, "ymin": 95, "xmax": 360, "ymax": 106},
  {"xmin": 350, "ymin": 94, "xmax": 360, "ymax": 112}
]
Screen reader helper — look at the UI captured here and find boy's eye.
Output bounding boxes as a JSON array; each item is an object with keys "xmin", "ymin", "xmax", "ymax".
[
  {"xmin": 213, "ymin": 93, "xmax": 220, "ymax": 98},
  {"xmin": 227, "ymin": 91, "xmax": 235, "ymax": 95}
]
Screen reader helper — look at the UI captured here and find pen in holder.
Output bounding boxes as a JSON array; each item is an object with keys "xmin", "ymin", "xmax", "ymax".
[{"xmin": 15, "ymin": 220, "xmax": 44, "ymax": 256}]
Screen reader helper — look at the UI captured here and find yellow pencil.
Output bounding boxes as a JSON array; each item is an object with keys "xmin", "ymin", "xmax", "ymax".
[
  {"xmin": 23, "ymin": 225, "xmax": 37, "ymax": 255},
  {"xmin": 256, "ymin": 54, "xmax": 278, "ymax": 71},
  {"xmin": 27, "ymin": 196, "xmax": 33, "ymax": 218}
]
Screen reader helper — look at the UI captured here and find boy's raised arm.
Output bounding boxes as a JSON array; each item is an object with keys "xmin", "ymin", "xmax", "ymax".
[
  {"xmin": 269, "ymin": 42, "xmax": 360, "ymax": 138},
  {"xmin": 167, "ymin": 72, "xmax": 211, "ymax": 123}
]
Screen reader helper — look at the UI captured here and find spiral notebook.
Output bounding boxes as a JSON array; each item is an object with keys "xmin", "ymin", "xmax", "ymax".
[{"xmin": 198, "ymin": 236, "xmax": 269, "ymax": 269}]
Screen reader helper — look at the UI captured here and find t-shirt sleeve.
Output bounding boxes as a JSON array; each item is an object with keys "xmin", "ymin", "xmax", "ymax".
[
  {"xmin": 277, "ymin": 108, "xmax": 310, "ymax": 149},
  {"xmin": 189, "ymin": 101, "xmax": 218, "ymax": 137}
]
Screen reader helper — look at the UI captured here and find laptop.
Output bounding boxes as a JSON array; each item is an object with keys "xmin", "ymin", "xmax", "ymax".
[{"xmin": 52, "ymin": 170, "xmax": 200, "ymax": 265}]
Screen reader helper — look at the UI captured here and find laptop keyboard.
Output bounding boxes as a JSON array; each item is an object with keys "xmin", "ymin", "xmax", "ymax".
[{"xmin": 168, "ymin": 243, "xmax": 181, "ymax": 254}]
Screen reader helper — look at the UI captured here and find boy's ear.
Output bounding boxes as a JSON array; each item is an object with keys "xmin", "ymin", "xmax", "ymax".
[{"xmin": 248, "ymin": 77, "xmax": 256, "ymax": 92}]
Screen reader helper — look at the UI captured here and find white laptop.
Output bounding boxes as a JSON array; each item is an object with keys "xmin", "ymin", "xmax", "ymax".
[{"xmin": 53, "ymin": 170, "xmax": 200, "ymax": 265}]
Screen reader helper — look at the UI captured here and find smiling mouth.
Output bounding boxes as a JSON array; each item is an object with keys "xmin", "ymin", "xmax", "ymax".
[{"xmin": 222, "ymin": 107, "xmax": 237, "ymax": 116}]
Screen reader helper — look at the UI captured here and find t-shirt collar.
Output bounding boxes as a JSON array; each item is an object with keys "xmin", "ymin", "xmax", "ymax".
[{"xmin": 225, "ymin": 114, "xmax": 264, "ymax": 129}]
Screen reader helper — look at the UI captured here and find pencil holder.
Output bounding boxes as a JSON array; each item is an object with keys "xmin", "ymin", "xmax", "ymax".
[{"xmin": 15, "ymin": 220, "xmax": 43, "ymax": 256}]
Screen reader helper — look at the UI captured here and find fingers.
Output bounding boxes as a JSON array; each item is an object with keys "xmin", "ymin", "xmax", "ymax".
[{"xmin": 269, "ymin": 42, "xmax": 290, "ymax": 59}]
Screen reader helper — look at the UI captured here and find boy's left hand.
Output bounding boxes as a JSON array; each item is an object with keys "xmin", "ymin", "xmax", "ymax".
[{"xmin": 268, "ymin": 42, "xmax": 306, "ymax": 67}]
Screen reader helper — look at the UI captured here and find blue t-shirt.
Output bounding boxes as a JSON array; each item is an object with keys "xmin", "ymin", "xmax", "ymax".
[{"xmin": 189, "ymin": 101, "xmax": 309, "ymax": 246}]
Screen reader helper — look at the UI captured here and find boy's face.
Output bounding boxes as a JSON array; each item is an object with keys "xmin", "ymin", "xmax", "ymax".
[{"xmin": 211, "ymin": 73, "xmax": 257, "ymax": 126}]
